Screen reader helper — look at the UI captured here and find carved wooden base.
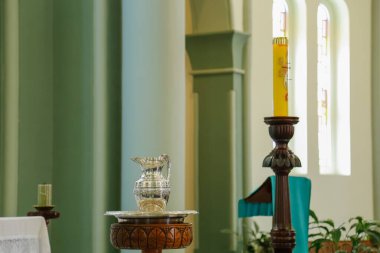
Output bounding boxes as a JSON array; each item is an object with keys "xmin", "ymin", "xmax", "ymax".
[{"xmin": 110, "ymin": 222, "xmax": 193, "ymax": 253}]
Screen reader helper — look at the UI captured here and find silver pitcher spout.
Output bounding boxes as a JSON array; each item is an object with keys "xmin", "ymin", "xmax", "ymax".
[{"xmin": 131, "ymin": 155, "xmax": 168, "ymax": 169}]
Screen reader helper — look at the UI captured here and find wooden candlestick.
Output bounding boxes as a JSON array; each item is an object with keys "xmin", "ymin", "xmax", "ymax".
[{"xmin": 263, "ymin": 116, "xmax": 301, "ymax": 253}]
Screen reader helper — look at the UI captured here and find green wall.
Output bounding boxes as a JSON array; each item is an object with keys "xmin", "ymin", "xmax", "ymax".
[
  {"xmin": 187, "ymin": 31, "xmax": 248, "ymax": 253},
  {"xmin": 121, "ymin": 0, "xmax": 186, "ymax": 216},
  {"xmin": 53, "ymin": 0, "xmax": 121, "ymax": 252},
  {"xmin": 0, "ymin": 0, "xmax": 121, "ymax": 252},
  {"xmin": 52, "ymin": 1, "xmax": 95, "ymax": 251},
  {"xmin": 52, "ymin": 0, "xmax": 122, "ymax": 252},
  {"xmin": 0, "ymin": 0, "xmax": 5, "ymax": 213},
  {"xmin": 18, "ymin": 0, "xmax": 53, "ymax": 215}
]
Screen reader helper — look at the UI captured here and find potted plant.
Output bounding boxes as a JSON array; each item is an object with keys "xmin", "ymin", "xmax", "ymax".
[
  {"xmin": 309, "ymin": 210, "xmax": 380, "ymax": 253},
  {"xmin": 246, "ymin": 221, "xmax": 273, "ymax": 253}
]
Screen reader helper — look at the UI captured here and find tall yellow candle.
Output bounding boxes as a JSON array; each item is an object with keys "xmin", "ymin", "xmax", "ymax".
[
  {"xmin": 273, "ymin": 37, "xmax": 289, "ymax": 116},
  {"xmin": 37, "ymin": 184, "xmax": 52, "ymax": 206}
]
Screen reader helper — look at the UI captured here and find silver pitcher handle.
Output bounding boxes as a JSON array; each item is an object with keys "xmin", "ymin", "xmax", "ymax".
[{"xmin": 159, "ymin": 154, "xmax": 171, "ymax": 181}]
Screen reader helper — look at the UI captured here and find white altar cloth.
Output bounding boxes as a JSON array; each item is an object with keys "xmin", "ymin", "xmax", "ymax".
[{"xmin": 0, "ymin": 217, "xmax": 50, "ymax": 253}]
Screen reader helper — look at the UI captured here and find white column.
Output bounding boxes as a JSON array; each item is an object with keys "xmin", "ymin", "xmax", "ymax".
[{"xmin": 122, "ymin": 0, "xmax": 185, "ymax": 215}]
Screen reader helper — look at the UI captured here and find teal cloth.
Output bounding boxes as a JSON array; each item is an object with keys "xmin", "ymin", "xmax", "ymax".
[{"xmin": 238, "ymin": 176, "xmax": 311, "ymax": 253}]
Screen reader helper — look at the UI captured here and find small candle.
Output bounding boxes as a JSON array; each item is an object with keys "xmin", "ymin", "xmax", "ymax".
[
  {"xmin": 273, "ymin": 37, "xmax": 289, "ymax": 116},
  {"xmin": 37, "ymin": 184, "xmax": 52, "ymax": 206}
]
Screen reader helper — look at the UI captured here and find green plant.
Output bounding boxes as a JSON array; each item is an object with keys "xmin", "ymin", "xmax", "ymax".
[
  {"xmin": 246, "ymin": 221, "xmax": 274, "ymax": 253},
  {"xmin": 309, "ymin": 209, "xmax": 347, "ymax": 252},
  {"xmin": 346, "ymin": 216, "xmax": 380, "ymax": 253},
  {"xmin": 309, "ymin": 210, "xmax": 380, "ymax": 253}
]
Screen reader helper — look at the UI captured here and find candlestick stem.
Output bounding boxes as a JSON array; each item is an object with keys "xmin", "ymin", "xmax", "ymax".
[{"xmin": 263, "ymin": 116, "xmax": 301, "ymax": 253}]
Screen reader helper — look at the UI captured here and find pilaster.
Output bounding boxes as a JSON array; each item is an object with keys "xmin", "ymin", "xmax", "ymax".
[
  {"xmin": 0, "ymin": 0, "xmax": 121, "ymax": 252},
  {"xmin": 187, "ymin": 31, "xmax": 249, "ymax": 253},
  {"xmin": 372, "ymin": 0, "xmax": 380, "ymax": 219},
  {"xmin": 52, "ymin": 0, "xmax": 121, "ymax": 252}
]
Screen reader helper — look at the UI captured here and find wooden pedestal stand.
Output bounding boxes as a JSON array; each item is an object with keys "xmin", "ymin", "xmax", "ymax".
[
  {"xmin": 110, "ymin": 216, "xmax": 193, "ymax": 253},
  {"xmin": 27, "ymin": 206, "xmax": 60, "ymax": 225},
  {"xmin": 263, "ymin": 116, "xmax": 301, "ymax": 253}
]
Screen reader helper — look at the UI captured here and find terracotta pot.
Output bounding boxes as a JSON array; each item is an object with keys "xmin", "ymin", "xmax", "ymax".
[{"xmin": 308, "ymin": 241, "xmax": 373, "ymax": 253}]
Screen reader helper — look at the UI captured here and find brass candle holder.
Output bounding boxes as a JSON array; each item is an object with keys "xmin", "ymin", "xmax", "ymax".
[{"xmin": 27, "ymin": 184, "xmax": 60, "ymax": 225}]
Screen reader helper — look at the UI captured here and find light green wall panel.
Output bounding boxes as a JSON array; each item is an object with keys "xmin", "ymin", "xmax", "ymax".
[
  {"xmin": 52, "ymin": 0, "xmax": 121, "ymax": 252},
  {"xmin": 0, "ymin": 0, "xmax": 5, "ymax": 213},
  {"xmin": 0, "ymin": 0, "xmax": 54, "ymax": 216},
  {"xmin": 1, "ymin": 0, "xmax": 20, "ymax": 216},
  {"xmin": 122, "ymin": 0, "xmax": 186, "ymax": 215},
  {"xmin": 51, "ymin": 1, "xmax": 94, "ymax": 251},
  {"xmin": 194, "ymin": 74, "xmax": 243, "ymax": 253},
  {"xmin": 17, "ymin": 0, "xmax": 53, "ymax": 215},
  {"xmin": 189, "ymin": 0, "xmax": 231, "ymax": 33},
  {"xmin": 122, "ymin": 2, "xmax": 186, "ymax": 252},
  {"xmin": 186, "ymin": 31, "xmax": 247, "ymax": 70},
  {"xmin": 0, "ymin": 0, "xmax": 121, "ymax": 251},
  {"xmin": 187, "ymin": 31, "xmax": 248, "ymax": 253},
  {"xmin": 372, "ymin": 0, "xmax": 380, "ymax": 219}
]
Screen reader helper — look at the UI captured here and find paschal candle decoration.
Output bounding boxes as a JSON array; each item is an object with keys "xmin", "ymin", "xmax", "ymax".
[{"xmin": 273, "ymin": 37, "xmax": 289, "ymax": 116}]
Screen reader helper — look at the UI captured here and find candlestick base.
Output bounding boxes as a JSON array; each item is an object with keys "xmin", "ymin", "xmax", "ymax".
[{"xmin": 27, "ymin": 206, "xmax": 60, "ymax": 225}]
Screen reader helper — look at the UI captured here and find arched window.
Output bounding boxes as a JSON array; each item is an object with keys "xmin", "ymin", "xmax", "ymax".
[
  {"xmin": 317, "ymin": 4, "xmax": 332, "ymax": 173},
  {"xmin": 317, "ymin": 1, "xmax": 351, "ymax": 175},
  {"xmin": 273, "ymin": 0, "xmax": 288, "ymax": 37}
]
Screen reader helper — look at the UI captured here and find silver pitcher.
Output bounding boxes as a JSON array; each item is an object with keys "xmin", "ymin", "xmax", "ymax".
[{"xmin": 132, "ymin": 154, "xmax": 171, "ymax": 212}]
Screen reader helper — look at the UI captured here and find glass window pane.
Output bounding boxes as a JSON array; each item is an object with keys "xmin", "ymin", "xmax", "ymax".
[
  {"xmin": 273, "ymin": 0, "xmax": 288, "ymax": 37},
  {"xmin": 317, "ymin": 4, "xmax": 332, "ymax": 174}
]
